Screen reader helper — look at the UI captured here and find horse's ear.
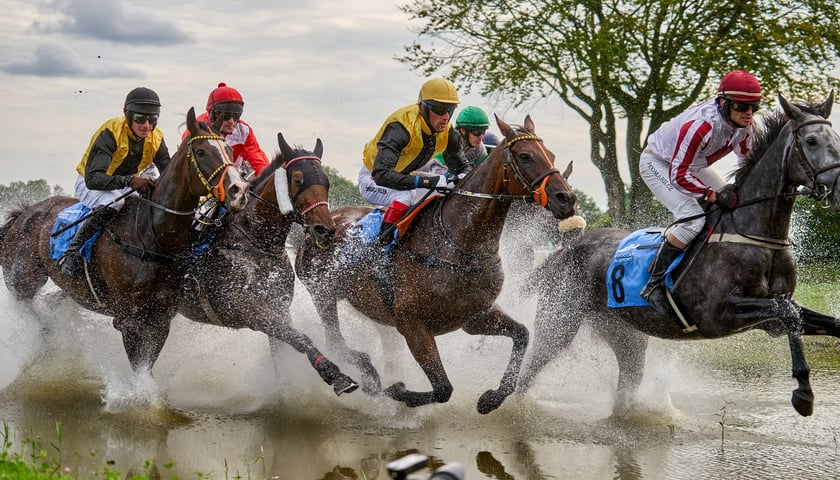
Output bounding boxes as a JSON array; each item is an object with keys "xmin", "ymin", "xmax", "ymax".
[
  {"xmin": 819, "ymin": 89, "xmax": 835, "ymax": 118},
  {"xmin": 495, "ymin": 114, "xmax": 513, "ymax": 139},
  {"xmin": 314, "ymin": 138, "xmax": 324, "ymax": 158},
  {"xmin": 524, "ymin": 115, "xmax": 535, "ymax": 133},
  {"xmin": 561, "ymin": 161, "xmax": 573, "ymax": 180},
  {"xmin": 186, "ymin": 107, "xmax": 198, "ymax": 135},
  {"xmin": 778, "ymin": 93, "xmax": 801, "ymax": 120},
  {"xmin": 277, "ymin": 132, "xmax": 293, "ymax": 165}
]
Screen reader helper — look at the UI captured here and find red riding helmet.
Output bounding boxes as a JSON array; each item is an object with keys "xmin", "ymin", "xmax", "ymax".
[
  {"xmin": 206, "ymin": 82, "xmax": 244, "ymax": 113},
  {"xmin": 717, "ymin": 70, "xmax": 762, "ymax": 102}
]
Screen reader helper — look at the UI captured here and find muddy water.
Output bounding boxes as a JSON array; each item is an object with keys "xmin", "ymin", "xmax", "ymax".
[{"xmin": 2, "ymin": 272, "xmax": 840, "ymax": 480}]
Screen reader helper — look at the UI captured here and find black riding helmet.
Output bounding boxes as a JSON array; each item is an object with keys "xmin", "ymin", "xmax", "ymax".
[{"xmin": 124, "ymin": 87, "xmax": 161, "ymax": 115}]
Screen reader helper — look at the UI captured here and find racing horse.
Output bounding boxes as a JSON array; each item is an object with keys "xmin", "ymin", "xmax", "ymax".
[
  {"xmin": 518, "ymin": 92, "xmax": 840, "ymax": 417},
  {"xmin": 177, "ymin": 133, "xmax": 358, "ymax": 396},
  {"xmin": 296, "ymin": 115, "xmax": 577, "ymax": 414},
  {"xmin": 0, "ymin": 107, "xmax": 249, "ymax": 375}
]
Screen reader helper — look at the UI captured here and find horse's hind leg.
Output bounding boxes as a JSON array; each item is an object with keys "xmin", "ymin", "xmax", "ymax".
[
  {"xmin": 517, "ymin": 294, "xmax": 584, "ymax": 394},
  {"xmin": 384, "ymin": 324, "xmax": 453, "ymax": 408},
  {"xmin": 114, "ymin": 313, "xmax": 173, "ymax": 374},
  {"xmin": 266, "ymin": 325, "xmax": 358, "ymax": 396},
  {"xmin": 462, "ymin": 305, "xmax": 530, "ymax": 414}
]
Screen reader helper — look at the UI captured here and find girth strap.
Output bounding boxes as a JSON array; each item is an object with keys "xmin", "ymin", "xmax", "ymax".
[{"xmin": 109, "ymin": 232, "xmax": 177, "ymax": 263}]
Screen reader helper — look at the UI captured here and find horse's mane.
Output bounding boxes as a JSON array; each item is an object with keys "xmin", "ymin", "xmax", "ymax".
[
  {"xmin": 252, "ymin": 151, "xmax": 285, "ymax": 188},
  {"xmin": 734, "ymin": 98, "xmax": 825, "ymax": 185}
]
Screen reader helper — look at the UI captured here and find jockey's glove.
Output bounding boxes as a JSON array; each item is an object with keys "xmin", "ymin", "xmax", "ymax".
[{"xmin": 714, "ymin": 189, "xmax": 738, "ymax": 210}]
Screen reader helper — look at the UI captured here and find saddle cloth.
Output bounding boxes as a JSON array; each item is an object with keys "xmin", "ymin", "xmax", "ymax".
[
  {"xmin": 337, "ymin": 197, "xmax": 438, "ymax": 265},
  {"xmin": 606, "ymin": 228, "xmax": 685, "ymax": 308},
  {"xmin": 49, "ymin": 203, "xmax": 101, "ymax": 262}
]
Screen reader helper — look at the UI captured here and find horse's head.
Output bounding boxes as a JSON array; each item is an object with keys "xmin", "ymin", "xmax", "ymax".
[
  {"xmin": 273, "ymin": 133, "xmax": 335, "ymax": 248},
  {"xmin": 182, "ymin": 107, "xmax": 249, "ymax": 212},
  {"xmin": 778, "ymin": 91, "xmax": 840, "ymax": 210},
  {"xmin": 494, "ymin": 115, "xmax": 577, "ymax": 219}
]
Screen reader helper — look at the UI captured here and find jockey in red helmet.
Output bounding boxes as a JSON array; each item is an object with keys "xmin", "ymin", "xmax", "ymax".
[
  {"xmin": 638, "ymin": 69, "xmax": 761, "ymax": 314},
  {"xmin": 183, "ymin": 82, "xmax": 269, "ymax": 177}
]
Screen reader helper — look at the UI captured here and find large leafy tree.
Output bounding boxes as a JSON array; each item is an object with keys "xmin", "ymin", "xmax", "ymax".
[{"xmin": 399, "ymin": 0, "xmax": 840, "ymax": 226}]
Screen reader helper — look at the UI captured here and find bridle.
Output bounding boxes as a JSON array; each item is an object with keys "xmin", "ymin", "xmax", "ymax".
[
  {"xmin": 449, "ymin": 133, "xmax": 560, "ymax": 205},
  {"xmin": 248, "ymin": 154, "xmax": 329, "ymax": 227},
  {"xmin": 786, "ymin": 117, "xmax": 840, "ymax": 201}
]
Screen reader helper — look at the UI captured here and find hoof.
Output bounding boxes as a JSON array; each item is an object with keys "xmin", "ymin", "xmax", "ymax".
[
  {"xmin": 333, "ymin": 376, "xmax": 359, "ymax": 396},
  {"xmin": 383, "ymin": 381, "xmax": 406, "ymax": 399},
  {"xmin": 477, "ymin": 389, "xmax": 505, "ymax": 414},
  {"xmin": 792, "ymin": 388, "xmax": 814, "ymax": 417}
]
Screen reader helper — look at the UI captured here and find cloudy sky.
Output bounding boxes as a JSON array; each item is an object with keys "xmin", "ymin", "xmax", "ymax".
[{"xmin": 7, "ymin": 1, "xmax": 833, "ymax": 211}]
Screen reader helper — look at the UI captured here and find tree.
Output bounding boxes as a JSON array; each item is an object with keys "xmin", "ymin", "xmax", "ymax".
[
  {"xmin": 0, "ymin": 180, "xmax": 65, "ymax": 216},
  {"xmin": 324, "ymin": 166, "xmax": 366, "ymax": 208},
  {"xmin": 399, "ymin": 0, "xmax": 840, "ymax": 226}
]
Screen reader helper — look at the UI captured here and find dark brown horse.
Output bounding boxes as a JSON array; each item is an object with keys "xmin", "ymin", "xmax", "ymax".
[
  {"xmin": 518, "ymin": 93, "xmax": 840, "ymax": 417},
  {"xmin": 177, "ymin": 133, "xmax": 358, "ymax": 396},
  {"xmin": 296, "ymin": 115, "xmax": 577, "ymax": 414},
  {"xmin": 0, "ymin": 107, "xmax": 249, "ymax": 375}
]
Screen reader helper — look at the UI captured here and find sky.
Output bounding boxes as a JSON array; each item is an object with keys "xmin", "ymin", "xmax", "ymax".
[
  {"xmin": 3, "ymin": 1, "xmax": 837, "ymax": 211},
  {"xmin": 0, "ymin": 0, "xmax": 617, "ymax": 209}
]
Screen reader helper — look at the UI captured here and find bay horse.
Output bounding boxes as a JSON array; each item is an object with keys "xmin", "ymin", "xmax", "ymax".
[
  {"xmin": 177, "ymin": 133, "xmax": 358, "ymax": 396},
  {"xmin": 296, "ymin": 115, "xmax": 577, "ymax": 414},
  {"xmin": 0, "ymin": 107, "xmax": 249, "ymax": 376},
  {"xmin": 518, "ymin": 92, "xmax": 840, "ymax": 417}
]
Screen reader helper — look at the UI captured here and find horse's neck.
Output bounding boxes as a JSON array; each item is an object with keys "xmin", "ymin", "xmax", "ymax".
[
  {"xmin": 729, "ymin": 132, "xmax": 794, "ymax": 239},
  {"xmin": 238, "ymin": 188, "xmax": 293, "ymax": 248},
  {"xmin": 436, "ymin": 156, "xmax": 514, "ymax": 249},
  {"xmin": 143, "ymin": 152, "xmax": 201, "ymax": 248}
]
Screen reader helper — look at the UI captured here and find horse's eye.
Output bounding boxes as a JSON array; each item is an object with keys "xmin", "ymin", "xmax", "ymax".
[{"xmin": 805, "ymin": 137, "xmax": 818, "ymax": 147}]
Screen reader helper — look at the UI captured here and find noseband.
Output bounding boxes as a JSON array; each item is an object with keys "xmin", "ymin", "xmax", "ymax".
[
  {"xmin": 503, "ymin": 134, "xmax": 560, "ymax": 206},
  {"xmin": 188, "ymin": 135, "xmax": 238, "ymax": 204}
]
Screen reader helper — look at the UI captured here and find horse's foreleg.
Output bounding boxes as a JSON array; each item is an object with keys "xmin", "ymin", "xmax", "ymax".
[
  {"xmin": 517, "ymin": 295, "xmax": 584, "ymax": 395},
  {"xmin": 462, "ymin": 306, "xmax": 529, "ymax": 414},
  {"xmin": 384, "ymin": 325, "xmax": 452, "ymax": 408},
  {"xmin": 113, "ymin": 313, "xmax": 172, "ymax": 374},
  {"xmin": 723, "ymin": 295, "xmax": 813, "ymax": 416},
  {"xmin": 266, "ymin": 326, "xmax": 358, "ymax": 396},
  {"xmin": 798, "ymin": 304, "xmax": 840, "ymax": 337},
  {"xmin": 310, "ymin": 294, "xmax": 381, "ymax": 394}
]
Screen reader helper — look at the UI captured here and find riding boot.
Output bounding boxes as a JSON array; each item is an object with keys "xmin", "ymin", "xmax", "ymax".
[
  {"xmin": 639, "ymin": 240, "xmax": 683, "ymax": 314},
  {"xmin": 58, "ymin": 206, "xmax": 119, "ymax": 279}
]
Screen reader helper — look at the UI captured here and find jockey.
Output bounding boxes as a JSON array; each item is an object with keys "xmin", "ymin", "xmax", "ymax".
[
  {"xmin": 454, "ymin": 106, "xmax": 490, "ymax": 164},
  {"xmin": 58, "ymin": 86, "xmax": 172, "ymax": 279},
  {"xmin": 358, "ymin": 77, "xmax": 472, "ymax": 244},
  {"xmin": 483, "ymin": 131, "xmax": 500, "ymax": 156},
  {"xmin": 638, "ymin": 69, "xmax": 762, "ymax": 312},
  {"xmin": 184, "ymin": 82, "xmax": 269, "ymax": 178}
]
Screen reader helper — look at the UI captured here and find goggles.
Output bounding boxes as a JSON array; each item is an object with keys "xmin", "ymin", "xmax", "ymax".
[
  {"xmin": 214, "ymin": 110, "xmax": 242, "ymax": 121},
  {"xmin": 422, "ymin": 101, "xmax": 456, "ymax": 117},
  {"xmin": 464, "ymin": 127, "xmax": 487, "ymax": 137},
  {"xmin": 729, "ymin": 101, "xmax": 760, "ymax": 113},
  {"xmin": 130, "ymin": 113, "xmax": 159, "ymax": 125}
]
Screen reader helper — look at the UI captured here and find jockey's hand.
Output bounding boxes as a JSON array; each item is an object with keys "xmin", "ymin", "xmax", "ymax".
[
  {"xmin": 714, "ymin": 189, "xmax": 737, "ymax": 210},
  {"xmin": 434, "ymin": 175, "xmax": 450, "ymax": 192},
  {"xmin": 129, "ymin": 175, "xmax": 155, "ymax": 193},
  {"xmin": 452, "ymin": 172, "xmax": 467, "ymax": 185}
]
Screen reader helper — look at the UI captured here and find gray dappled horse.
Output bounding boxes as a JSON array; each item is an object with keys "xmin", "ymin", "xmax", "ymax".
[
  {"xmin": 296, "ymin": 115, "xmax": 577, "ymax": 414},
  {"xmin": 0, "ymin": 108, "xmax": 249, "ymax": 375},
  {"xmin": 177, "ymin": 133, "xmax": 358, "ymax": 396},
  {"xmin": 519, "ymin": 92, "xmax": 840, "ymax": 417}
]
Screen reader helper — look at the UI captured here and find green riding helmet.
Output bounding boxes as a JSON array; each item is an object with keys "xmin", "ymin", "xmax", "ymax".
[{"xmin": 455, "ymin": 106, "xmax": 490, "ymax": 128}]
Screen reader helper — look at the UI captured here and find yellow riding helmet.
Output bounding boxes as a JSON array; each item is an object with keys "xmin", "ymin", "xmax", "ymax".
[{"xmin": 418, "ymin": 78, "xmax": 460, "ymax": 105}]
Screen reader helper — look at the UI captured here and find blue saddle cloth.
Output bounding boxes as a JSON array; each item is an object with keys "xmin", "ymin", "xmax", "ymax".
[
  {"xmin": 49, "ymin": 203, "xmax": 101, "ymax": 262},
  {"xmin": 606, "ymin": 229, "xmax": 685, "ymax": 308},
  {"xmin": 337, "ymin": 208, "xmax": 396, "ymax": 265}
]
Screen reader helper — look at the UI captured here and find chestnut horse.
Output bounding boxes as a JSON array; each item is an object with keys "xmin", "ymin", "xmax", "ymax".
[
  {"xmin": 296, "ymin": 115, "xmax": 577, "ymax": 414},
  {"xmin": 177, "ymin": 133, "xmax": 358, "ymax": 396},
  {"xmin": 0, "ymin": 107, "xmax": 249, "ymax": 375},
  {"xmin": 519, "ymin": 93, "xmax": 840, "ymax": 417}
]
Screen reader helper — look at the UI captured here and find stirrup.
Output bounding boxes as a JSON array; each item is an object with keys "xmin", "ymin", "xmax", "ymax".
[{"xmin": 644, "ymin": 285, "xmax": 672, "ymax": 316}]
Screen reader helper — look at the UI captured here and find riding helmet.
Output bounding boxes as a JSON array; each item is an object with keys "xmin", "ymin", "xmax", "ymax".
[
  {"xmin": 207, "ymin": 82, "xmax": 245, "ymax": 114},
  {"xmin": 717, "ymin": 70, "xmax": 762, "ymax": 102},
  {"xmin": 455, "ymin": 106, "xmax": 490, "ymax": 128},
  {"xmin": 124, "ymin": 87, "xmax": 161, "ymax": 115},
  {"xmin": 418, "ymin": 78, "xmax": 459, "ymax": 107}
]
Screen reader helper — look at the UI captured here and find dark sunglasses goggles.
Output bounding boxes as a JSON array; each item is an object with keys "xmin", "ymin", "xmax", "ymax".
[
  {"xmin": 130, "ymin": 112, "xmax": 159, "ymax": 125},
  {"xmin": 729, "ymin": 100, "xmax": 761, "ymax": 113},
  {"xmin": 422, "ymin": 101, "xmax": 456, "ymax": 117}
]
